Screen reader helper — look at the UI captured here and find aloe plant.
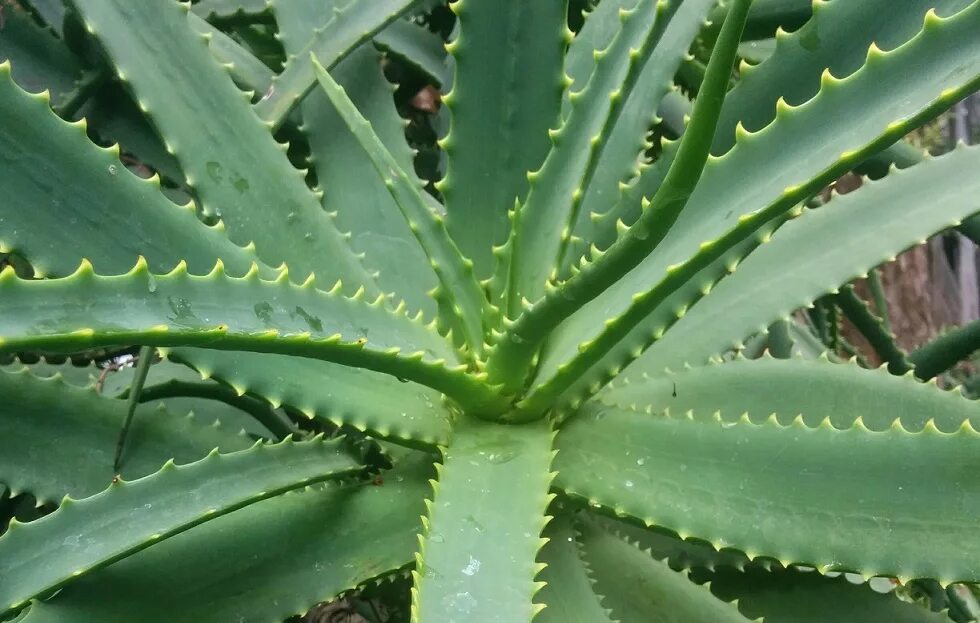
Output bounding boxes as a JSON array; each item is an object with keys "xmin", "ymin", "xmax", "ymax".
[{"xmin": 1, "ymin": 0, "xmax": 979, "ymax": 620}]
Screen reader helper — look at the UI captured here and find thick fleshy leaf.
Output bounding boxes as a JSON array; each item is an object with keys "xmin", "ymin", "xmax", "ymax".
[
  {"xmin": 556, "ymin": 399, "xmax": 980, "ymax": 583},
  {"xmin": 273, "ymin": 0, "xmax": 440, "ymax": 321},
  {"xmin": 0, "ymin": 437, "xmax": 360, "ymax": 617},
  {"xmin": 440, "ymin": 0, "xmax": 567, "ymax": 280},
  {"xmin": 313, "ymin": 59, "xmax": 489, "ymax": 357},
  {"xmin": 604, "ymin": 356, "xmax": 979, "ymax": 432},
  {"xmin": 0, "ymin": 5, "xmax": 81, "ymax": 105},
  {"xmin": 70, "ymin": 0, "xmax": 378, "ymax": 291},
  {"xmin": 0, "ymin": 368, "xmax": 251, "ymax": 502},
  {"xmin": 535, "ymin": 2, "xmax": 980, "ymax": 413},
  {"xmin": 0, "ymin": 63, "xmax": 258, "ymax": 277},
  {"xmin": 559, "ymin": 0, "xmax": 717, "ymax": 275},
  {"xmin": 413, "ymin": 417, "xmax": 555, "ymax": 622},
  {"xmin": 698, "ymin": 565, "xmax": 952, "ymax": 623},
  {"xmin": 575, "ymin": 514, "xmax": 751, "ymax": 622},
  {"xmin": 253, "ymin": 0, "xmax": 420, "ymax": 129},
  {"xmin": 0, "ymin": 261, "xmax": 510, "ymax": 414},
  {"xmin": 713, "ymin": 0, "xmax": 974, "ymax": 152},
  {"xmin": 20, "ymin": 455, "xmax": 433, "ymax": 623},
  {"xmin": 533, "ymin": 512, "xmax": 613, "ymax": 623},
  {"xmin": 618, "ymin": 142, "xmax": 980, "ymax": 384}
]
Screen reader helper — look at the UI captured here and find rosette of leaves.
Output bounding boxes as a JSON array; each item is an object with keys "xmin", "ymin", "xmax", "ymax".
[{"xmin": 1, "ymin": 0, "xmax": 979, "ymax": 621}]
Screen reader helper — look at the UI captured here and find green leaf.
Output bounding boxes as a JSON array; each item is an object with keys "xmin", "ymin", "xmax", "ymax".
[
  {"xmin": 375, "ymin": 19, "xmax": 451, "ymax": 88},
  {"xmin": 439, "ymin": 0, "xmax": 567, "ymax": 281},
  {"xmin": 604, "ymin": 356, "xmax": 979, "ymax": 432},
  {"xmin": 0, "ymin": 437, "xmax": 360, "ymax": 618},
  {"xmin": 165, "ymin": 348, "xmax": 453, "ymax": 447},
  {"xmin": 712, "ymin": 0, "xmax": 974, "ymax": 153},
  {"xmin": 619, "ymin": 142, "xmax": 980, "ymax": 384},
  {"xmin": 313, "ymin": 58, "xmax": 489, "ymax": 358},
  {"xmin": 191, "ymin": 0, "xmax": 270, "ymax": 21},
  {"xmin": 555, "ymin": 399, "xmax": 980, "ymax": 583},
  {"xmin": 500, "ymin": 0, "xmax": 682, "ymax": 317},
  {"xmin": 188, "ymin": 13, "xmax": 275, "ymax": 96},
  {"xmin": 0, "ymin": 260, "xmax": 511, "ymax": 414},
  {"xmin": 253, "ymin": 0, "xmax": 420, "ymax": 130},
  {"xmin": 413, "ymin": 417, "xmax": 555, "ymax": 622},
  {"xmin": 19, "ymin": 455, "xmax": 433, "ymax": 623},
  {"xmin": 574, "ymin": 514, "xmax": 751, "ymax": 622},
  {"xmin": 0, "ymin": 368, "xmax": 251, "ymax": 503},
  {"xmin": 273, "ymin": 1, "xmax": 440, "ymax": 322},
  {"xmin": 535, "ymin": 1, "xmax": 980, "ymax": 411},
  {"xmin": 489, "ymin": 0, "xmax": 751, "ymax": 405},
  {"xmin": 0, "ymin": 62, "xmax": 259, "ymax": 278},
  {"xmin": 909, "ymin": 319, "xmax": 980, "ymax": 381},
  {"xmin": 699, "ymin": 565, "xmax": 953, "ymax": 623},
  {"xmin": 0, "ymin": 5, "xmax": 82, "ymax": 106},
  {"xmin": 70, "ymin": 0, "xmax": 378, "ymax": 291},
  {"xmin": 558, "ymin": 0, "xmax": 717, "ymax": 276},
  {"xmin": 533, "ymin": 511, "xmax": 613, "ymax": 623}
]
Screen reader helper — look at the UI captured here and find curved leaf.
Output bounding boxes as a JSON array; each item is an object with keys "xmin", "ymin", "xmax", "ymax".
[
  {"xmin": 0, "ymin": 62, "xmax": 258, "ymax": 278},
  {"xmin": 70, "ymin": 0, "xmax": 377, "ymax": 291},
  {"xmin": 699, "ymin": 565, "xmax": 952, "ymax": 623},
  {"xmin": 0, "ymin": 368, "xmax": 251, "ymax": 502},
  {"xmin": 618, "ymin": 142, "xmax": 980, "ymax": 384},
  {"xmin": 604, "ymin": 356, "xmax": 979, "ymax": 432},
  {"xmin": 556, "ymin": 400, "xmax": 980, "ymax": 583},
  {"xmin": 0, "ymin": 261, "xmax": 509, "ymax": 414},
  {"xmin": 535, "ymin": 2, "xmax": 980, "ymax": 413},
  {"xmin": 19, "ymin": 455, "xmax": 433, "ymax": 623},
  {"xmin": 534, "ymin": 511, "xmax": 613, "ymax": 623},
  {"xmin": 0, "ymin": 437, "xmax": 360, "ymax": 618},
  {"xmin": 575, "ymin": 514, "xmax": 751, "ymax": 622}
]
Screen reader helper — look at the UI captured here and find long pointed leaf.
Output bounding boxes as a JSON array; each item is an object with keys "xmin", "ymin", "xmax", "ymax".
[
  {"xmin": 0, "ymin": 62, "xmax": 258, "ymax": 277},
  {"xmin": 413, "ymin": 417, "xmax": 555, "ymax": 622},
  {"xmin": 273, "ymin": 0, "xmax": 440, "ymax": 322},
  {"xmin": 0, "ymin": 261, "xmax": 508, "ymax": 414},
  {"xmin": 0, "ymin": 368, "xmax": 251, "ymax": 503},
  {"xmin": 20, "ymin": 455, "xmax": 433, "ymax": 623},
  {"xmin": 617, "ymin": 142, "xmax": 980, "ymax": 386},
  {"xmin": 313, "ymin": 59, "xmax": 489, "ymax": 358},
  {"xmin": 439, "ymin": 0, "xmax": 567, "ymax": 280},
  {"xmin": 253, "ymin": 0, "xmax": 419, "ymax": 129},
  {"xmin": 69, "ymin": 0, "xmax": 377, "ymax": 290},
  {"xmin": 555, "ymin": 398, "xmax": 980, "ymax": 583},
  {"xmin": 0, "ymin": 437, "xmax": 360, "ymax": 618}
]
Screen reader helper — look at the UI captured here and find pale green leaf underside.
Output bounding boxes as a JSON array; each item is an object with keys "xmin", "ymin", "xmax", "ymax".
[
  {"xmin": 620, "ymin": 142, "xmax": 980, "ymax": 382},
  {"xmin": 0, "ymin": 368, "xmax": 251, "ymax": 503},
  {"xmin": 575, "ymin": 514, "xmax": 751, "ymax": 622},
  {"xmin": 0, "ymin": 437, "xmax": 359, "ymax": 617},
  {"xmin": 555, "ymin": 399, "xmax": 980, "ymax": 584},
  {"xmin": 71, "ymin": 0, "xmax": 378, "ymax": 292},
  {"xmin": 413, "ymin": 417, "xmax": 555, "ymax": 622},
  {"xmin": 20, "ymin": 455, "xmax": 434, "ymax": 623}
]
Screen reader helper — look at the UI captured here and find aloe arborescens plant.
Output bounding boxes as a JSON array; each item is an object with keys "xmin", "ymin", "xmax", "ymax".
[{"xmin": 1, "ymin": 0, "xmax": 980, "ymax": 620}]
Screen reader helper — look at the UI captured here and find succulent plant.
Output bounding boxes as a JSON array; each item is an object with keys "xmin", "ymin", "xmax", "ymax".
[{"xmin": 1, "ymin": 0, "xmax": 979, "ymax": 621}]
